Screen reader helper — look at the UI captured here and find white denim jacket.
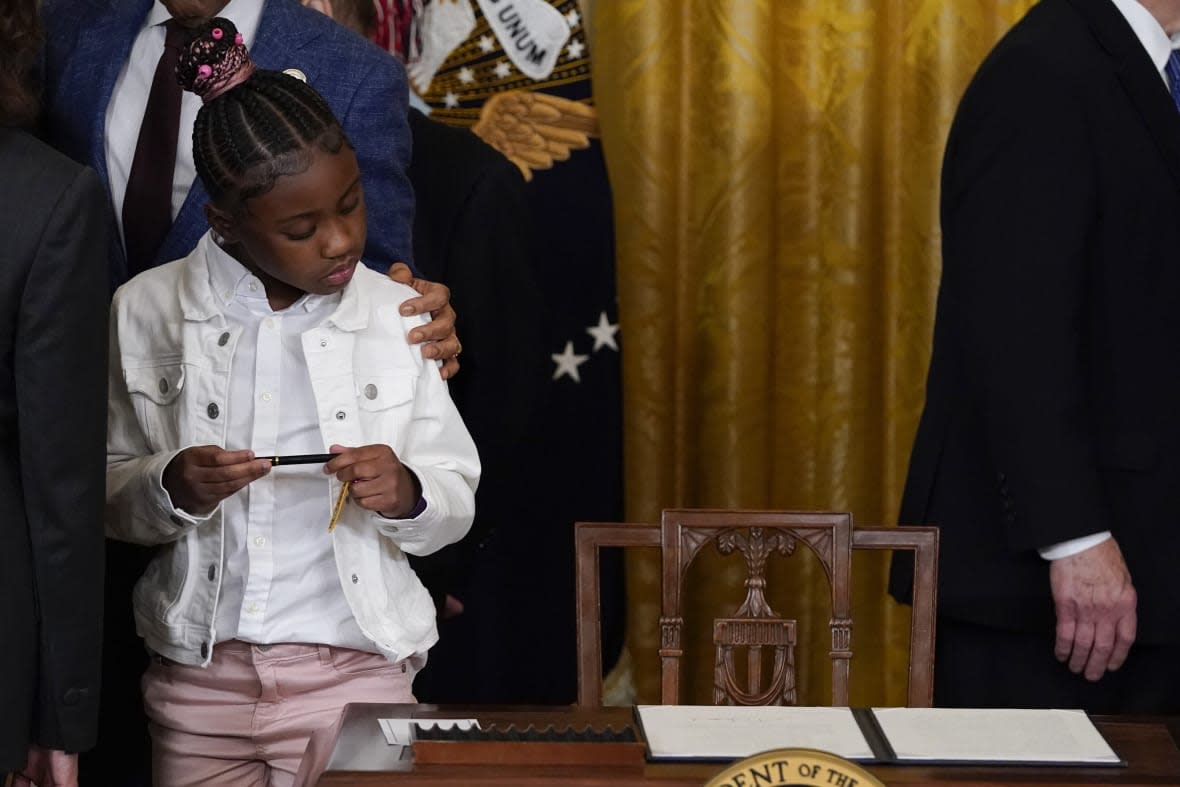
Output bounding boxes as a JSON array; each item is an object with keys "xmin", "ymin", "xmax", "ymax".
[{"xmin": 106, "ymin": 232, "xmax": 480, "ymax": 667}]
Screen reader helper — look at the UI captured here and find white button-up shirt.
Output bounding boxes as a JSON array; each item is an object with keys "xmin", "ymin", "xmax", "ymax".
[{"xmin": 204, "ymin": 240, "xmax": 373, "ymax": 652}]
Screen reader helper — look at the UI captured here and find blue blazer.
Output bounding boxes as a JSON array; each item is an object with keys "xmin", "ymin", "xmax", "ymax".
[{"xmin": 41, "ymin": 0, "xmax": 414, "ymax": 287}]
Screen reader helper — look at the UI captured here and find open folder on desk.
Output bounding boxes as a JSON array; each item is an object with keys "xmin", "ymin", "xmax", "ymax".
[
  {"xmin": 635, "ymin": 706, "xmax": 1123, "ymax": 766},
  {"xmin": 869, "ymin": 707, "xmax": 1121, "ymax": 766},
  {"xmin": 636, "ymin": 706, "xmax": 875, "ymax": 761}
]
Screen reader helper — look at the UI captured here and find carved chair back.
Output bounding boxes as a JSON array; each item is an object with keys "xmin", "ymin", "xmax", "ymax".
[{"xmin": 574, "ymin": 510, "xmax": 938, "ymax": 709}]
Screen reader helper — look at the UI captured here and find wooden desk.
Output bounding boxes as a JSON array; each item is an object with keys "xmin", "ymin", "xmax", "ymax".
[{"xmin": 312, "ymin": 704, "xmax": 1180, "ymax": 786}]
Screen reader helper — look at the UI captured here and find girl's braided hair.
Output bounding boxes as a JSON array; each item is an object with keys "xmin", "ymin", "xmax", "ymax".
[{"xmin": 176, "ymin": 17, "xmax": 351, "ymax": 204}]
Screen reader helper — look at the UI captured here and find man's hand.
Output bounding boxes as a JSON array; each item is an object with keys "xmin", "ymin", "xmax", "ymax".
[
  {"xmin": 162, "ymin": 446, "xmax": 271, "ymax": 516},
  {"xmin": 13, "ymin": 746, "xmax": 78, "ymax": 787},
  {"xmin": 1049, "ymin": 537, "xmax": 1137, "ymax": 681},
  {"xmin": 388, "ymin": 263, "xmax": 461, "ymax": 380}
]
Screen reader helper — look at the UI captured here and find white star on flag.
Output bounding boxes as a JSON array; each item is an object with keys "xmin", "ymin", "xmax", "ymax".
[
  {"xmin": 493, "ymin": 60, "xmax": 512, "ymax": 79},
  {"xmin": 586, "ymin": 311, "xmax": 619, "ymax": 351},
  {"xmin": 565, "ymin": 8, "xmax": 580, "ymax": 28},
  {"xmin": 551, "ymin": 341, "xmax": 590, "ymax": 382},
  {"xmin": 478, "ymin": 34, "xmax": 495, "ymax": 53},
  {"xmin": 458, "ymin": 66, "xmax": 475, "ymax": 84},
  {"xmin": 443, "ymin": 92, "xmax": 459, "ymax": 108},
  {"xmin": 566, "ymin": 38, "xmax": 585, "ymax": 60}
]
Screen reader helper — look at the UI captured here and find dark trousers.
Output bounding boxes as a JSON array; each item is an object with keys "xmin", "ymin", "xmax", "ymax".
[{"xmin": 935, "ymin": 617, "xmax": 1180, "ymax": 713}]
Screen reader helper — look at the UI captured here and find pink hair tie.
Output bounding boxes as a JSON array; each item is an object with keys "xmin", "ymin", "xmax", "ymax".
[
  {"xmin": 178, "ymin": 17, "xmax": 257, "ymax": 103},
  {"xmin": 202, "ymin": 61, "xmax": 255, "ymax": 102}
]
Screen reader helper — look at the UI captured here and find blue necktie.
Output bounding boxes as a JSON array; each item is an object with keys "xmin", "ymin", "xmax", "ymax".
[{"xmin": 1167, "ymin": 50, "xmax": 1180, "ymax": 113}]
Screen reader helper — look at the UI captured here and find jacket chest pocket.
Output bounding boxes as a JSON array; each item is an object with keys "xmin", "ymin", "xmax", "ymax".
[
  {"xmin": 125, "ymin": 363, "xmax": 193, "ymax": 453},
  {"xmin": 355, "ymin": 374, "xmax": 416, "ymax": 447}
]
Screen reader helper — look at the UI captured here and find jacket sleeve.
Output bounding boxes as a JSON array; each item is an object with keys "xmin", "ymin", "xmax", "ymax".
[
  {"xmin": 371, "ymin": 316, "xmax": 480, "ymax": 557},
  {"xmin": 943, "ymin": 47, "xmax": 1105, "ymax": 551},
  {"xmin": 345, "ymin": 53, "xmax": 415, "ymax": 272},
  {"xmin": 17, "ymin": 166, "xmax": 109, "ymax": 752},
  {"xmin": 105, "ymin": 292, "xmax": 212, "ymax": 546}
]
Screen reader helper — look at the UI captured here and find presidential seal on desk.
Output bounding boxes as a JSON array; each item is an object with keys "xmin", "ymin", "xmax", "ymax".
[{"xmin": 705, "ymin": 747, "xmax": 885, "ymax": 787}]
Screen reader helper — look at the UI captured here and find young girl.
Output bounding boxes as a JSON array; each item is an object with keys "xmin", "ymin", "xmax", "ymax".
[{"xmin": 105, "ymin": 19, "xmax": 479, "ymax": 787}]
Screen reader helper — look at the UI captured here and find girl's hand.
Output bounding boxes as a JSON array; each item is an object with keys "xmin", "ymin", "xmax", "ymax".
[
  {"xmin": 325, "ymin": 443, "xmax": 421, "ymax": 519},
  {"xmin": 162, "ymin": 446, "xmax": 271, "ymax": 516}
]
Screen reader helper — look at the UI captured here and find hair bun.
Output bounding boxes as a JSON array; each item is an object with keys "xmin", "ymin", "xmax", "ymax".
[{"xmin": 176, "ymin": 17, "xmax": 255, "ymax": 103}]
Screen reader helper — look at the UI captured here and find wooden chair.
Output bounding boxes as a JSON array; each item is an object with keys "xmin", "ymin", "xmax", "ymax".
[{"xmin": 575, "ymin": 509, "xmax": 938, "ymax": 708}]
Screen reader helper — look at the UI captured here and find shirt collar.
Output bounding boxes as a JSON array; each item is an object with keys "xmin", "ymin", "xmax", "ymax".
[
  {"xmin": 181, "ymin": 232, "xmax": 368, "ymax": 328},
  {"xmin": 205, "ymin": 235, "xmax": 264, "ymax": 307},
  {"xmin": 204, "ymin": 235, "xmax": 337, "ymax": 315},
  {"xmin": 1110, "ymin": 0, "xmax": 1180, "ymax": 78}
]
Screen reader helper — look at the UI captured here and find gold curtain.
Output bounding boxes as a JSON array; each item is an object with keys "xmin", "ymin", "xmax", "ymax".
[{"xmin": 589, "ymin": 0, "xmax": 1035, "ymax": 705}]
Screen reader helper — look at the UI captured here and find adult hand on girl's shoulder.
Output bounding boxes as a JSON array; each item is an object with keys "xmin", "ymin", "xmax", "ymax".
[
  {"xmin": 325, "ymin": 443, "xmax": 422, "ymax": 519},
  {"xmin": 163, "ymin": 446, "xmax": 271, "ymax": 516},
  {"xmin": 388, "ymin": 263, "xmax": 462, "ymax": 380}
]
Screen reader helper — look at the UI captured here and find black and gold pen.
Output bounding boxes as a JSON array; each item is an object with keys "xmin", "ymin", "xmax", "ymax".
[{"xmin": 268, "ymin": 453, "xmax": 339, "ymax": 466}]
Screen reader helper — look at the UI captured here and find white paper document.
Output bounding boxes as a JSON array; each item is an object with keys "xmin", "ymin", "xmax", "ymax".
[
  {"xmin": 871, "ymin": 708, "xmax": 1120, "ymax": 764},
  {"xmin": 377, "ymin": 717, "xmax": 479, "ymax": 746},
  {"xmin": 636, "ymin": 705, "xmax": 875, "ymax": 761}
]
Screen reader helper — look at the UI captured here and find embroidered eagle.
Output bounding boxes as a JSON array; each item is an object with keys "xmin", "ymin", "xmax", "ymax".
[{"xmin": 400, "ymin": 0, "xmax": 600, "ymax": 181}]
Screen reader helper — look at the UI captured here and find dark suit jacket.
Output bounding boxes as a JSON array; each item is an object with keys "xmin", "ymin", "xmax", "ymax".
[
  {"xmin": 39, "ymin": 0, "xmax": 414, "ymax": 287},
  {"xmin": 402, "ymin": 109, "xmax": 548, "ymax": 703},
  {"xmin": 0, "ymin": 128, "xmax": 108, "ymax": 770},
  {"xmin": 891, "ymin": 0, "xmax": 1180, "ymax": 644}
]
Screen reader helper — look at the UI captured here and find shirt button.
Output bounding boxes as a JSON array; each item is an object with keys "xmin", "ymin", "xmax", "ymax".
[
  {"xmin": 351, "ymin": 573, "xmax": 359, "ymax": 584},
  {"xmin": 247, "ymin": 603, "xmax": 260, "ymax": 615},
  {"xmin": 200, "ymin": 642, "xmax": 209, "ymax": 659},
  {"xmin": 364, "ymin": 383, "xmax": 378, "ymax": 400},
  {"xmin": 207, "ymin": 564, "xmax": 216, "ymax": 581},
  {"xmin": 320, "ymin": 338, "xmax": 328, "ymax": 348},
  {"xmin": 263, "ymin": 317, "xmax": 274, "ymax": 329},
  {"xmin": 249, "ymin": 282, "xmax": 259, "ymax": 292},
  {"xmin": 254, "ymin": 536, "xmax": 266, "ymax": 547},
  {"xmin": 218, "ymin": 332, "xmax": 230, "ymax": 347},
  {"xmin": 158, "ymin": 377, "xmax": 169, "ymax": 394},
  {"xmin": 261, "ymin": 393, "xmax": 272, "ymax": 402},
  {"xmin": 207, "ymin": 402, "xmax": 220, "ymax": 419},
  {"xmin": 336, "ymin": 410, "xmax": 347, "ymax": 420},
  {"xmin": 62, "ymin": 688, "xmax": 83, "ymax": 706}
]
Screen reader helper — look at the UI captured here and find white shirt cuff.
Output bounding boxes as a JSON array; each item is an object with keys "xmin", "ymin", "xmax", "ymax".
[{"xmin": 1038, "ymin": 531, "xmax": 1112, "ymax": 560}]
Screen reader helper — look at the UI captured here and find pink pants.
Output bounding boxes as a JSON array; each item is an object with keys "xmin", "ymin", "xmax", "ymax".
[{"xmin": 142, "ymin": 640, "xmax": 415, "ymax": 787}]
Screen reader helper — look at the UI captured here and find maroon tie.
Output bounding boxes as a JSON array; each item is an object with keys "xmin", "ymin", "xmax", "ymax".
[{"xmin": 122, "ymin": 19, "xmax": 189, "ymax": 278}]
